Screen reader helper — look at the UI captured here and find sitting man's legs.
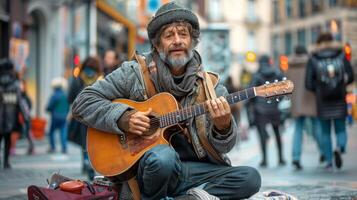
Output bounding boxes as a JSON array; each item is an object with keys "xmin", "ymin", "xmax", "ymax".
[
  {"xmin": 137, "ymin": 145, "xmax": 181, "ymax": 199},
  {"xmin": 177, "ymin": 162, "xmax": 261, "ymax": 199},
  {"xmin": 137, "ymin": 145, "xmax": 261, "ymax": 200}
]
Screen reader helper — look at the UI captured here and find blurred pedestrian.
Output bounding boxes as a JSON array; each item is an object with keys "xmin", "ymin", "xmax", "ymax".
[
  {"xmin": 19, "ymin": 79, "xmax": 34, "ymax": 155},
  {"xmin": 68, "ymin": 56, "xmax": 102, "ymax": 180},
  {"xmin": 0, "ymin": 59, "xmax": 27, "ymax": 169},
  {"xmin": 249, "ymin": 55, "xmax": 286, "ymax": 167},
  {"xmin": 305, "ymin": 32, "xmax": 354, "ymax": 170},
  {"xmin": 46, "ymin": 77, "xmax": 69, "ymax": 154},
  {"xmin": 286, "ymin": 45, "xmax": 323, "ymax": 170},
  {"xmin": 103, "ymin": 49, "xmax": 119, "ymax": 76}
]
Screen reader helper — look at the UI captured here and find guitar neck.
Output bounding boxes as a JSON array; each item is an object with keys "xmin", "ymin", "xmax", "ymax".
[{"xmin": 158, "ymin": 87, "xmax": 256, "ymax": 128}]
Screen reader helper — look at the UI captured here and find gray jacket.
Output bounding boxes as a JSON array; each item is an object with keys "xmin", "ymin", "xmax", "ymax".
[{"xmin": 71, "ymin": 59, "xmax": 238, "ymax": 165}]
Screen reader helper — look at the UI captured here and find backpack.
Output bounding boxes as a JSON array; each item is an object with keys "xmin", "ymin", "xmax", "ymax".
[{"xmin": 313, "ymin": 54, "xmax": 345, "ymax": 99}]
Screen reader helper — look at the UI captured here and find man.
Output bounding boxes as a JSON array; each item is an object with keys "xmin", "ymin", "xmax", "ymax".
[
  {"xmin": 0, "ymin": 58, "xmax": 27, "ymax": 169},
  {"xmin": 305, "ymin": 32, "xmax": 354, "ymax": 170},
  {"xmin": 286, "ymin": 45, "xmax": 323, "ymax": 170},
  {"xmin": 249, "ymin": 55, "xmax": 285, "ymax": 168},
  {"xmin": 72, "ymin": 2, "xmax": 261, "ymax": 199},
  {"xmin": 103, "ymin": 49, "xmax": 119, "ymax": 76}
]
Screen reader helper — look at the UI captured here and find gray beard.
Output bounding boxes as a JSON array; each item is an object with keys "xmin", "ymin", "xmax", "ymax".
[{"xmin": 158, "ymin": 49, "xmax": 194, "ymax": 70}]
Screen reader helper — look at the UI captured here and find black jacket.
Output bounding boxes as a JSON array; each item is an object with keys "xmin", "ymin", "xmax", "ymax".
[
  {"xmin": 249, "ymin": 63, "xmax": 284, "ymax": 125},
  {"xmin": 305, "ymin": 42, "xmax": 354, "ymax": 119},
  {"xmin": 0, "ymin": 74, "xmax": 24, "ymax": 134}
]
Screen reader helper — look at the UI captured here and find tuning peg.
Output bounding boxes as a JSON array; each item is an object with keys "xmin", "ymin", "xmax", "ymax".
[
  {"xmin": 274, "ymin": 79, "xmax": 278, "ymax": 83},
  {"xmin": 267, "ymin": 99, "xmax": 272, "ymax": 104},
  {"xmin": 282, "ymin": 77, "xmax": 287, "ymax": 81},
  {"xmin": 265, "ymin": 81, "xmax": 270, "ymax": 85},
  {"xmin": 276, "ymin": 98, "xmax": 280, "ymax": 102}
]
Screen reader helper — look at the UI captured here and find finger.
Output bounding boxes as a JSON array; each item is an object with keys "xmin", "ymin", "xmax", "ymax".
[
  {"xmin": 215, "ymin": 98, "xmax": 225, "ymax": 115},
  {"xmin": 220, "ymin": 97, "xmax": 230, "ymax": 111},
  {"xmin": 211, "ymin": 99, "xmax": 221, "ymax": 116},
  {"xmin": 205, "ymin": 100, "xmax": 215, "ymax": 117},
  {"xmin": 136, "ymin": 115, "xmax": 151, "ymax": 124},
  {"xmin": 142, "ymin": 108, "xmax": 152, "ymax": 116},
  {"xmin": 129, "ymin": 129, "xmax": 144, "ymax": 136},
  {"xmin": 132, "ymin": 119, "xmax": 150, "ymax": 129}
]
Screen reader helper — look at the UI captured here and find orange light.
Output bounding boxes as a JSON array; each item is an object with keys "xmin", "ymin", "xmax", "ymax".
[
  {"xmin": 280, "ymin": 55, "xmax": 289, "ymax": 71},
  {"xmin": 344, "ymin": 44, "xmax": 352, "ymax": 61},
  {"xmin": 73, "ymin": 66, "xmax": 81, "ymax": 78}
]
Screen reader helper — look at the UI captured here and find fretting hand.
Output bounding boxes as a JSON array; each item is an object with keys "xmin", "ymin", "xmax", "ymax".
[{"xmin": 205, "ymin": 96, "xmax": 232, "ymax": 131}]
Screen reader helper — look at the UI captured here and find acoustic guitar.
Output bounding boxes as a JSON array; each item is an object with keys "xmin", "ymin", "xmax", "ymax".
[{"xmin": 87, "ymin": 79, "xmax": 294, "ymax": 180}]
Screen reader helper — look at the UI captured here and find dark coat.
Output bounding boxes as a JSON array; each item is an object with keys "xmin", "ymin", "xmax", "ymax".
[
  {"xmin": 68, "ymin": 77, "xmax": 87, "ymax": 148},
  {"xmin": 305, "ymin": 42, "xmax": 354, "ymax": 119},
  {"xmin": 0, "ymin": 74, "xmax": 24, "ymax": 134},
  {"xmin": 286, "ymin": 54, "xmax": 317, "ymax": 118},
  {"xmin": 250, "ymin": 63, "xmax": 284, "ymax": 126}
]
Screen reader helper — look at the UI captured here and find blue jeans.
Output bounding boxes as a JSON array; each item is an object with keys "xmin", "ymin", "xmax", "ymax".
[
  {"xmin": 292, "ymin": 117, "xmax": 323, "ymax": 162},
  {"xmin": 319, "ymin": 118, "xmax": 347, "ymax": 165},
  {"xmin": 137, "ymin": 145, "xmax": 261, "ymax": 200},
  {"xmin": 48, "ymin": 118, "xmax": 68, "ymax": 153}
]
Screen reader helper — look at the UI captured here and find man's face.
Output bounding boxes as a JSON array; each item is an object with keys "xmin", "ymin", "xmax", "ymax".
[{"xmin": 155, "ymin": 25, "xmax": 193, "ymax": 69}]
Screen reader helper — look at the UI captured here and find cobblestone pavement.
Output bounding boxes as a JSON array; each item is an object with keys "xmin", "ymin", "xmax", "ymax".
[{"xmin": 1, "ymin": 120, "xmax": 357, "ymax": 199}]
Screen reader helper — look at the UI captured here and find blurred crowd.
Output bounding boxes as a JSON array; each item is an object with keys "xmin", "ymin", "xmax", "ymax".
[
  {"xmin": 226, "ymin": 31, "xmax": 355, "ymax": 171},
  {"xmin": 0, "ymin": 49, "xmax": 121, "ymax": 180},
  {"xmin": 0, "ymin": 31, "xmax": 355, "ymax": 181}
]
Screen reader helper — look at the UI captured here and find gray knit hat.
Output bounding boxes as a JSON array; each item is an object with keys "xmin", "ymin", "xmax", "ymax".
[{"xmin": 147, "ymin": 2, "xmax": 199, "ymax": 41}]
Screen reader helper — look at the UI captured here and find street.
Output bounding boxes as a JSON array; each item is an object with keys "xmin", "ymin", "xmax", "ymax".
[{"xmin": 1, "ymin": 120, "xmax": 357, "ymax": 199}]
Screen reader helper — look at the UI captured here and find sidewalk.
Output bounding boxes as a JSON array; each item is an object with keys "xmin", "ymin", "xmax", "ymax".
[
  {"xmin": 228, "ymin": 120, "xmax": 357, "ymax": 199},
  {"xmin": 0, "ymin": 138, "xmax": 86, "ymax": 199},
  {"xmin": 1, "ymin": 121, "xmax": 357, "ymax": 199}
]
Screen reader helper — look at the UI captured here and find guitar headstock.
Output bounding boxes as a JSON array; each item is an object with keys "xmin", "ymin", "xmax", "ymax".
[{"xmin": 255, "ymin": 79, "xmax": 294, "ymax": 98}]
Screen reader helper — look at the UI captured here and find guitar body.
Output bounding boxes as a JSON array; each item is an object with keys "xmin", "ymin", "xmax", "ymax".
[{"xmin": 87, "ymin": 93, "xmax": 179, "ymax": 180}]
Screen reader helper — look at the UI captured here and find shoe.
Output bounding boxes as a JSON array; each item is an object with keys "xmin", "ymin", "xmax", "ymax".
[
  {"xmin": 324, "ymin": 163, "xmax": 333, "ymax": 172},
  {"xmin": 319, "ymin": 155, "xmax": 325, "ymax": 163},
  {"xmin": 292, "ymin": 160, "xmax": 302, "ymax": 170},
  {"xmin": 259, "ymin": 161, "xmax": 267, "ymax": 168},
  {"xmin": 334, "ymin": 150, "xmax": 342, "ymax": 169},
  {"xmin": 279, "ymin": 159, "xmax": 286, "ymax": 166},
  {"xmin": 27, "ymin": 147, "xmax": 35, "ymax": 155},
  {"xmin": 47, "ymin": 149, "xmax": 55, "ymax": 154},
  {"xmin": 186, "ymin": 188, "xmax": 220, "ymax": 200},
  {"xmin": 4, "ymin": 163, "xmax": 11, "ymax": 169}
]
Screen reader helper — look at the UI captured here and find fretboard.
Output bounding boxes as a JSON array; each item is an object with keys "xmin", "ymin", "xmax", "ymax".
[{"xmin": 158, "ymin": 87, "xmax": 256, "ymax": 128}]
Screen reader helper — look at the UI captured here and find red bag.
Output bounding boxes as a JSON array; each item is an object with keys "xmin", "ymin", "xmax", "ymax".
[
  {"xmin": 27, "ymin": 182, "xmax": 118, "ymax": 200},
  {"xmin": 27, "ymin": 173, "xmax": 118, "ymax": 200}
]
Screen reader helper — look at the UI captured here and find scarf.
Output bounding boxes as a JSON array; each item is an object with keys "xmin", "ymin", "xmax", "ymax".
[{"xmin": 148, "ymin": 50, "xmax": 203, "ymax": 101}]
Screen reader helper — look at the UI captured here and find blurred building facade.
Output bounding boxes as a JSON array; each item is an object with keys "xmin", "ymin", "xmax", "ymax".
[
  {"xmin": 270, "ymin": 0, "xmax": 357, "ymax": 70},
  {"xmin": 0, "ymin": 0, "xmax": 135, "ymax": 117}
]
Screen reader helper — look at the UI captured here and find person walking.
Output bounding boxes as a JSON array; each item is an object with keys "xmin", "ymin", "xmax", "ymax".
[
  {"xmin": 71, "ymin": 2, "xmax": 261, "ymax": 199},
  {"xmin": 306, "ymin": 32, "xmax": 354, "ymax": 170},
  {"xmin": 286, "ymin": 45, "xmax": 323, "ymax": 170},
  {"xmin": 249, "ymin": 55, "xmax": 286, "ymax": 168},
  {"xmin": 0, "ymin": 59, "xmax": 27, "ymax": 169},
  {"xmin": 46, "ymin": 77, "xmax": 69, "ymax": 154},
  {"xmin": 19, "ymin": 79, "xmax": 34, "ymax": 155},
  {"xmin": 68, "ymin": 56, "xmax": 102, "ymax": 180}
]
